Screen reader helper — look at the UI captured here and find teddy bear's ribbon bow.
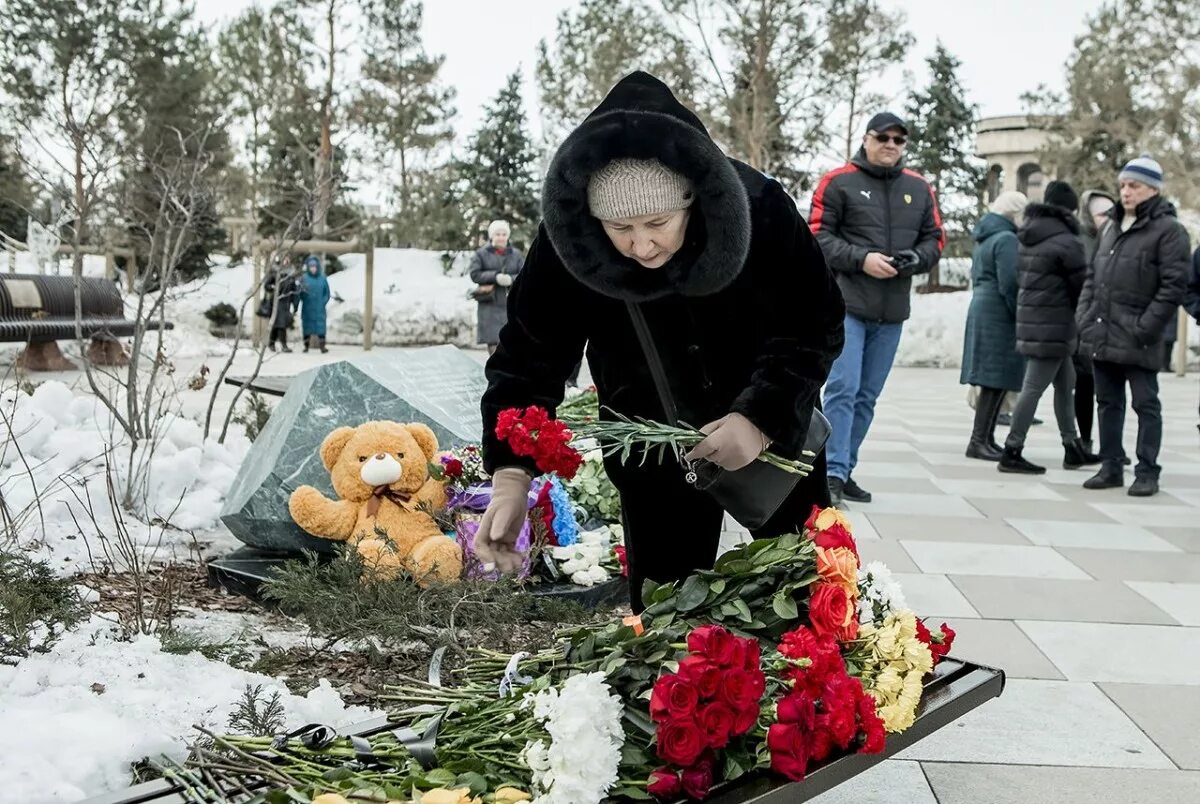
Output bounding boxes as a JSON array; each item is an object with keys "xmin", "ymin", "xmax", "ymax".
[{"xmin": 365, "ymin": 486, "xmax": 414, "ymax": 518}]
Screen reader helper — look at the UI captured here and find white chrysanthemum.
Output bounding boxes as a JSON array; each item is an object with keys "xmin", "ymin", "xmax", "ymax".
[
  {"xmin": 858, "ymin": 561, "xmax": 909, "ymax": 624},
  {"xmin": 521, "ymin": 673, "xmax": 624, "ymax": 804}
]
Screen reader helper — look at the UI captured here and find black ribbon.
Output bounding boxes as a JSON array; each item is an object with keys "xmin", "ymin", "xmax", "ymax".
[{"xmin": 391, "ymin": 711, "xmax": 445, "ymax": 770}]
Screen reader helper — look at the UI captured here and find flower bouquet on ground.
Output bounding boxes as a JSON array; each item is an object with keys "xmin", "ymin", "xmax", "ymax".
[{"xmin": 190, "ymin": 505, "xmax": 955, "ymax": 804}]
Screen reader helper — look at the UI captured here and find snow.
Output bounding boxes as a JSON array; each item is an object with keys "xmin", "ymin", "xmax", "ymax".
[
  {"xmin": 169, "ymin": 248, "xmax": 478, "ymax": 348},
  {"xmin": 0, "ymin": 616, "xmax": 379, "ymax": 802},
  {"xmin": 3, "ymin": 252, "xmax": 110, "ymax": 279},
  {"xmin": 0, "ymin": 381, "xmax": 250, "ymax": 575}
]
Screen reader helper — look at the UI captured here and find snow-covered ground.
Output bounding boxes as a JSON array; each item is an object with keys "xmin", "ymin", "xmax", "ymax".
[{"xmin": 0, "ymin": 616, "xmax": 378, "ymax": 802}]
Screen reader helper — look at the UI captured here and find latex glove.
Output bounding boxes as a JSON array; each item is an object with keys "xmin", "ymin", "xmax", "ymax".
[
  {"xmin": 683, "ymin": 413, "xmax": 771, "ymax": 471},
  {"xmin": 495, "ymin": 273, "xmax": 514, "ymax": 287},
  {"xmin": 863, "ymin": 252, "xmax": 898, "ymax": 279},
  {"xmin": 473, "ymin": 467, "xmax": 532, "ymax": 575}
]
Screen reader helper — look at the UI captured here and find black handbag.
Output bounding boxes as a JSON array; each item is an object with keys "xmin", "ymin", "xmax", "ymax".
[{"xmin": 626, "ymin": 302, "xmax": 831, "ymax": 530}]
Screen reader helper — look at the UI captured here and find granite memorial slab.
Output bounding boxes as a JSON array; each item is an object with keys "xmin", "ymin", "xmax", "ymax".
[{"xmin": 219, "ymin": 345, "xmax": 487, "ymax": 553}]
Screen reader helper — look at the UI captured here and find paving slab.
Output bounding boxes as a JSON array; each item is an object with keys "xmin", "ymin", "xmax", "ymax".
[
  {"xmin": 923, "ymin": 764, "xmax": 1200, "ymax": 804},
  {"xmin": 1018, "ymin": 621, "xmax": 1200, "ymax": 684},
  {"xmin": 951, "ymin": 576, "xmax": 1177, "ymax": 624},
  {"xmin": 1152, "ymin": 526, "xmax": 1200, "ymax": 553},
  {"xmin": 1056, "ymin": 548, "xmax": 1200, "ymax": 583},
  {"xmin": 1099, "ymin": 683, "xmax": 1200, "ymax": 770},
  {"xmin": 846, "ymin": 477, "xmax": 944, "ymax": 495},
  {"xmin": 851, "ymin": 493, "xmax": 983, "ymax": 518},
  {"xmin": 901, "ymin": 541, "xmax": 1090, "ymax": 579},
  {"xmin": 1088, "ymin": 502, "xmax": 1198, "ymax": 529},
  {"xmin": 1125, "ymin": 581, "xmax": 1200, "ymax": 625},
  {"xmin": 808, "ymin": 760, "xmax": 936, "ymax": 804},
  {"xmin": 932, "ymin": 478, "xmax": 1068, "ymax": 501},
  {"xmin": 940, "ymin": 617, "xmax": 1065, "ymax": 679},
  {"xmin": 891, "ymin": 573, "xmax": 980, "ymax": 618},
  {"xmin": 846, "ymin": 462, "xmax": 934, "ymax": 480},
  {"xmin": 858, "ymin": 541, "xmax": 920, "ymax": 573},
  {"xmin": 865, "ymin": 514, "xmax": 1030, "ymax": 545},
  {"xmin": 966, "ymin": 497, "xmax": 1119, "ymax": 522},
  {"xmin": 897, "ymin": 679, "xmax": 1175, "ymax": 767},
  {"xmin": 1005, "ymin": 519, "xmax": 1181, "ymax": 552}
]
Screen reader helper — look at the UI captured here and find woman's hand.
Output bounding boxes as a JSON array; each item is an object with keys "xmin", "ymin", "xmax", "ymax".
[
  {"xmin": 684, "ymin": 413, "xmax": 770, "ymax": 471},
  {"xmin": 473, "ymin": 467, "xmax": 533, "ymax": 574}
]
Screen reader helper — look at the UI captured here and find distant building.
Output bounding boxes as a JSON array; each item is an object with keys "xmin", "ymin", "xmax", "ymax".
[{"xmin": 976, "ymin": 115, "xmax": 1055, "ymax": 203}]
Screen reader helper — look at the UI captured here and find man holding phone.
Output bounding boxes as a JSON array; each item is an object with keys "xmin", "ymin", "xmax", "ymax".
[{"xmin": 810, "ymin": 112, "xmax": 945, "ymax": 504}]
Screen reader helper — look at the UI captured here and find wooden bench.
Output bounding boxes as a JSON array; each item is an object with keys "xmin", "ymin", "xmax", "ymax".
[{"xmin": 0, "ymin": 273, "xmax": 172, "ymax": 370}]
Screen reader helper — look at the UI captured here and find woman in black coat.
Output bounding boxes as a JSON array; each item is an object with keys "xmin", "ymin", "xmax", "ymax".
[
  {"xmin": 999, "ymin": 181, "xmax": 1097, "ymax": 474},
  {"xmin": 473, "ymin": 72, "xmax": 845, "ymax": 610}
]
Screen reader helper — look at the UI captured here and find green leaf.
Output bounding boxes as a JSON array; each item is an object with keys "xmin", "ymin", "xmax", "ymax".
[
  {"xmin": 642, "ymin": 579, "xmax": 662, "ymax": 601},
  {"xmin": 675, "ymin": 575, "xmax": 710, "ymax": 612},
  {"xmin": 719, "ymin": 602, "xmax": 741, "ymax": 619},
  {"xmin": 707, "ymin": 578, "xmax": 727, "ymax": 597},
  {"xmin": 777, "ymin": 533, "xmax": 802, "ymax": 551},
  {"xmin": 754, "ymin": 548, "xmax": 793, "ymax": 565},
  {"xmin": 425, "ymin": 769, "xmax": 458, "ymax": 788},
  {"xmin": 732, "ymin": 598, "xmax": 753, "ymax": 623},
  {"xmin": 456, "ymin": 772, "xmax": 489, "ymax": 795},
  {"xmin": 772, "ymin": 594, "xmax": 799, "ymax": 620},
  {"xmin": 723, "ymin": 753, "xmax": 748, "ymax": 781},
  {"xmin": 611, "ymin": 786, "xmax": 653, "ymax": 800}
]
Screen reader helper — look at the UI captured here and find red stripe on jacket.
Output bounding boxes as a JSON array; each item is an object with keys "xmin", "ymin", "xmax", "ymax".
[
  {"xmin": 809, "ymin": 164, "xmax": 859, "ymax": 234},
  {"xmin": 903, "ymin": 168, "xmax": 946, "ymax": 252}
]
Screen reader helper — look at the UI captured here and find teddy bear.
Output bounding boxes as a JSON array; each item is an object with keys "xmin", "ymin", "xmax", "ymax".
[{"xmin": 288, "ymin": 420, "xmax": 463, "ymax": 584}]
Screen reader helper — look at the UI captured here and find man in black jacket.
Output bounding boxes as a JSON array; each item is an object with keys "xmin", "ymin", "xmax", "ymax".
[
  {"xmin": 1077, "ymin": 155, "xmax": 1190, "ymax": 496},
  {"xmin": 811, "ymin": 112, "xmax": 944, "ymax": 504}
]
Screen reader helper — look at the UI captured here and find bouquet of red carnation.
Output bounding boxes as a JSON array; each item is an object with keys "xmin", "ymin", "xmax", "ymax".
[
  {"xmin": 496, "ymin": 406, "xmax": 584, "ymax": 480},
  {"xmin": 915, "ymin": 619, "xmax": 957, "ymax": 667},
  {"xmin": 646, "ymin": 625, "xmax": 766, "ymax": 800},
  {"xmin": 765, "ymin": 625, "xmax": 886, "ymax": 782}
]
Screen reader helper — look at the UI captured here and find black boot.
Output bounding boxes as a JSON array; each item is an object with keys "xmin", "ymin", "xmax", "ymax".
[
  {"xmin": 999, "ymin": 446, "xmax": 1046, "ymax": 474},
  {"xmin": 828, "ymin": 477, "xmax": 845, "ymax": 506},
  {"xmin": 1063, "ymin": 438, "xmax": 1102, "ymax": 470},
  {"xmin": 843, "ymin": 476, "xmax": 872, "ymax": 503},
  {"xmin": 1083, "ymin": 467, "xmax": 1124, "ymax": 489},
  {"xmin": 966, "ymin": 388, "xmax": 1005, "ymax": 461},
  {"xmin": 319, "ymin": 336, "xmax": 328, "ymax": 354},
  {"xmin": 1128, "ymin": 476, "xmax": 1159, "ymax": 497}
]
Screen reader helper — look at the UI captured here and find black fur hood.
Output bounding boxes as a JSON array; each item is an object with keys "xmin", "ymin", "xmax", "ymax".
[{"xmin": 540, "ymin": 71, "xmax": 751, "ymax": 302}]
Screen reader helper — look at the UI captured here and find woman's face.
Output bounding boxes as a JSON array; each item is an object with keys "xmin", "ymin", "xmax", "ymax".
[
  {"xmin": 491, "ymin": 230, "xmax": 509, "ymax": 248},
  {"xmin": 599, "ymin": 209, "xmax": 690, "ymax": 269}
]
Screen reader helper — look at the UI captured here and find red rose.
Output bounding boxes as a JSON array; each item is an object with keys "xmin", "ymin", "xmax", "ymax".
[
  {"xmin": 732, "ymin": 701, "xmax": 759, "ymax": 735},
  {"xmin": 767, "ymin": 723, "xmax": 811, "ymax": 780},
  {"xmin": 770, "ymin": 750, "xmax": 809, "ymax": 782},
  {"xmin": 681, "ymin": 755, "xmax": 715, "ymax": 800},
  {"xmin": 657, "ymin": 719, "xmax": 707, "ymax": 767},
  {"xmin": 650, "ymin": 675, "xmax": 700, "ymax": 722},
  {"xmin": 647, "ymin": 768, "xmax": 682, "ymax": 799},
  {"xmin": 697, "ymin": 701, "xmax": 737, "ymax": 749},
  {"xmin": 814, "ymin": 523, "xmax": 859, "ymax": 561},
  {"xmin": 808, "ymin": 583, "xmax": 854, "ymax": 641},
  {"xmin": 677, "ymin": 655, "xmax": 721, "ymax": 698},
  {"xmin": 687, "ymin": 625, "xmax": 739, "ymax": 667},
  {"xmin": 739, "ymin": 637, "xmax": 762, "ymax": 671}
]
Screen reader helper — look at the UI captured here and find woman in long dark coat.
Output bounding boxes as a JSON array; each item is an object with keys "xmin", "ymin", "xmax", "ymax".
[
  {"xmin": 261, "ymin": 266, "xmax": 299, "ymax": 352},
  {"xmin": 960, "ymin": 192, "xmax": 1027, "ymax": 460},
  {"xmin": 469, "ymin": 220, "xmax": 524, "ymax": 354},
  {"xmin": 473, "ymin": 72, "xmax": 845, "ymax": 611}
]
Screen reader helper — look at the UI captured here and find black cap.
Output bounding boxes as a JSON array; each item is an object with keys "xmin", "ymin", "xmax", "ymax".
[
  {"xmin": 865, "ymin": 112, "xmax": 908, "ymax": 136},
  {"xmin": 1044, "ymin": 180, "xmax": 1079, "ymax": 212}
]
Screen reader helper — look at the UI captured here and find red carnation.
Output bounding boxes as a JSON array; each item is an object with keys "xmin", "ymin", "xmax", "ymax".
[
  {"xmin": 650, "ymin": 675, "xmax": 700, "ymax": 722},
  {"xmin": 933, "ymin": 622, "xmax": 956, "ymax": 663},
  {"xmin": 687, "ymin": 625, "xmax": 739, "ymax": 667},
  {"xmin": 613, "ymin": 544, "xmax": 629, "ymax": 577},
  {"xmin": 494, "ymin": 406, "xmax": 583, "ymax": 480},
  {"xmin": 776, "ymin": 690, "xmax": 816, "ymax": 729},
  {"xmin": 681, "ymin": 754, "xmax": 716, "ymax": 800},
  {"xmin": 857, "ymin": 696, "xmax": 886, "ymax": 754},
  {"xmin": 647, "ymin": 768, "xmax": 682, "ymax": 799},
  {"xmin": 656, "ymin": 719, "xmax": 707, "ymax": 767}
]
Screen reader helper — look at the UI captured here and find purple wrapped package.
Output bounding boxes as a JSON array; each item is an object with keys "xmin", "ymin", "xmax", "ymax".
[{"xmin": 451, "ymin": 482, "xmax": 541, "ymax": 581}]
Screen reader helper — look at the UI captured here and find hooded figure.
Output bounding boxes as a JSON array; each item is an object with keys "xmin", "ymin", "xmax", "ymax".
[
  {"xmin": 298, "ymin": 254, "xmax": 331, "ymax": 352},
  {"xmin": 960, "ymin": 192, "xmax": 1027, "ymax": 460},
  {"xmin": 475, "ymin": 72, "xmax": 845, "ymax": 610}
]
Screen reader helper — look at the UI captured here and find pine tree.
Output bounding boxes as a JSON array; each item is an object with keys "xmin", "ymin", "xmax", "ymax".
[
  {"xmin": 1025, "ymin": 0, "xmax": 1200, "ymax": 206},
  {"xmin": 355, "ymin": 0, "xmax": 456, "ymax": 225},
  {"xmin": 536, "ymin": 0, "xmax": 700, "ymax": 144},
  {"xmin": 905, "ymin": 43, "xmax": 985, "ymax": 271},
  {"xmin": 0, "ymin": 135, "xmax": 36, "ymax": 241},
  {"xmin": 459, "ymin": 72, "xmax": 541, "ymax": 246}
]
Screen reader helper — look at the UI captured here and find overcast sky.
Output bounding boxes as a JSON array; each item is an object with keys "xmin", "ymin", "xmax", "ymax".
[{"xmin": 197, "ymin": 0, "xmax": 1096, "ymax": 132}]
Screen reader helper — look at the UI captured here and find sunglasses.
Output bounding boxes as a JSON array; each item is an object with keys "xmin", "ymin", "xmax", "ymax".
[{"xmin": 871, "ymin": 132, "xmax": 907, "ymax": 145}]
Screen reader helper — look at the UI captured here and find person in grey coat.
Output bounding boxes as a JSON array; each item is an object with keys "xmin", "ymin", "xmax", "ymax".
[
  {"xmin": 960, "ymin": 192, "xmax": 1027, "ymax": 461},
  {"xmin": 470, "ymin": 219, "xmax": 524, "ymax": 353},
  {"xmin": 1077, "ymin": 155, "xmax": 1190, "ymax": 496}
]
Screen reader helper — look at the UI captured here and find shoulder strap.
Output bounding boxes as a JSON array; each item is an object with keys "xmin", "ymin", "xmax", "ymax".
[{"xmin": 625, "ymin": 302, "xmax": 679, "ymax": 425}]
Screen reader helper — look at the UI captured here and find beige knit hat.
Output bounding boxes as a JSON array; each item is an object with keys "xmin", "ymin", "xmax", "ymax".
[
  {"xmin": 989, "ymin": 191, "xmax": 1028, "ymax": 222},
  {"xmin": 586, "ymin": 159, "xmax": 695, "ymax": 221}
]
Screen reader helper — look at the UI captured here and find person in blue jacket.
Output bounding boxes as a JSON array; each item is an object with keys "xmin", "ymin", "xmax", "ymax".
[{"xmin": 298, "ymin": 254, "xmax": 331, "ymax": 353}]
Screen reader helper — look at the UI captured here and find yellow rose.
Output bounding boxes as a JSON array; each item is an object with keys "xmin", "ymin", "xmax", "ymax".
[
  {"xmin": 816, "ymin": 546, "xmax": 860, "ymax": 595},
  {"xmin": 421, "ymin": 788, "xmax": 476, "ymax": 804},
  {"xmin": 811, "ymin": 507, "xmax": 852, "ymax": 531},
  {"xmin": 493, "ymin": 788, "xmax": 532, "ymax": 804},
  {"xmin": 312, "ymin": 796, "xmax": 352, "ymax": 804}
]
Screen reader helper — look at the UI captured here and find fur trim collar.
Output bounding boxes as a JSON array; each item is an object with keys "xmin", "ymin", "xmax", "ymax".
[{"xmin": 541, "ymin": 72, "xmax": 750, "ymax": 302}]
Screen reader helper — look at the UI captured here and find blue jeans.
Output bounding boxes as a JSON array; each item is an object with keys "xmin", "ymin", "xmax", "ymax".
[{"xmin": 822, "ymin": 314, "xmax": 904, "ymax": 482}]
